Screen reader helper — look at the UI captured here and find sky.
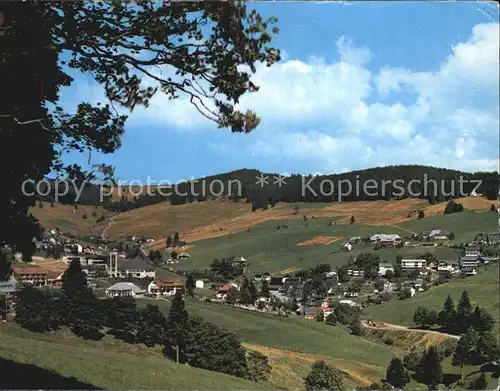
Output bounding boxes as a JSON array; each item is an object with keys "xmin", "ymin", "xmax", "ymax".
[{"xmin": 60, "ymin": 1, "xmax": 500, "ymax": 183}]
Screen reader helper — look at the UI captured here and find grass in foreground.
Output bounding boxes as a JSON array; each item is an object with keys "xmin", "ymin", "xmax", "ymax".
[
  {"xmin": 141, "ymin": 297, "xmax": 395, "ymax": 366},
  {"xmin": 0, "ymin": 323, "xmax": 274, "ymax": 390}
]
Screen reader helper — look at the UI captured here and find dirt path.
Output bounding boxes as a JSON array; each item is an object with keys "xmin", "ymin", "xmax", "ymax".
[
  {"xmin": 361, "ymin": 320, "xmax": 460, "ymax": 340},
  {"xmin": 101, "ymin": 215, "xmax": 116, "ymax": 240}
]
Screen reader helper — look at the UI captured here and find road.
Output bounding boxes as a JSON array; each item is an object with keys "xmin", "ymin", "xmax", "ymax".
[{"xmin": 361, "ymin": 320, "xmax": 461, "ymax": 340}]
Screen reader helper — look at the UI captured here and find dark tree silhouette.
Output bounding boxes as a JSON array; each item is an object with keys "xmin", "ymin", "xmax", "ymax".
[{"xmin": 0, "ymin": 1, "xmax": 280, "ymax": 256}]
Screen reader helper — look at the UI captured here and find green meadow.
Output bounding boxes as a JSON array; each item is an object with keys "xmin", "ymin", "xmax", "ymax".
[{"xmin": 171, "ymin": 212, "xmax": 495, "ymax": 274}]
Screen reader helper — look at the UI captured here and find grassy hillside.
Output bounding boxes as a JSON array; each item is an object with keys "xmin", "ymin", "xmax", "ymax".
[
  {"xmin": 362, "ymin": 263, "xmax": 500, "ymax": 333},
  {"xmin": 0, "ymin": 324, "xmax": 273, "ymax": 390},
  {"xmin": 170, "ymin": 211, "xmax": 494, "ymax": 274},
  {"xmin": 30, "ymin": 202, "xmax": 114, "ymax": 237},
  {"xmin": 107, "ymin": 199, "xmax": 252, "ymax": 240},
  {"xmin": 138, "ymin": 297, "xmax": 394, "ymax": 387}
]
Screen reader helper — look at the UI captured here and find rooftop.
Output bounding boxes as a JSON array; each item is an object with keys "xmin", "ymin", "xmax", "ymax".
[
  {"xmin": 106, "ymin": 282, "xmax": 144, "ymax": 293},
  {"xmin": 13, "ymin": 267, "xmax": 47, "ymax": 275},
  {"xmin": 117, "ymin": 257, "xmax": 154, "ymax": 270}
]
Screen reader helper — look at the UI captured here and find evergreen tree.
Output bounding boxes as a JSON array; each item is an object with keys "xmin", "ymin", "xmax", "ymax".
[
  {"xmin": 417, "ymin": 347, "xmax": 442, "ymax": 389},
  {"xmin": 104, "ymin": 297, "xmax": 138, "ymax": 344},
  {"xmin": 476, "ymin": 331, "xmax": 500, "ymax": 363},
  {"xmin": 14, "ymin": 286, "xmax": 63, "ymax": 332},
  {"xmin": 350, "ymin": 215, "xmax": 355, "ymax": 224},
  {"xmin": 165, "ymin": 291, "xmax": 189, "ymax": 361},
  {"xmin": 61, "ymin": 258, "xmax": 89, "ymax": 300},
  {"xmin": 261, "ymin": 279, "xmax": 270, "ymax": 298},
  {"xmin": 386, "ymin": 357, "xmax": 410, "ymax": 389},
  {"xmin": 182, "ymin": 316, "xmax": 248, "ymax": 378},
  {"xmin": 136, "ymin": 304, "xmax": 167, "ymax": 347},
  {"xmin": 456, "ymin": 291, "xmax": 474, "ymax": 334},
  {"xmin": 238, "ymin": 277, "xmax": 253, "ymax": 304},
  {"xmin": 166, "ymin": 236, "xmax": 173, "ymax": 248},
  {"xmin": 438, "ymin": 295, "xmax": 457, "ymax": 333},
  {"xmin": 452, "ymin": 327, "xmax": 479, "ymax": 382},
  {"xmin": 469, "ymin": 372, "xmax": 487, "ymax": 390},
  {"xmin": 315, "ymin": 311, "xmax": 324, "ymax": 322},
  {"xmin": 186, "ymin": 275, "xmax": 195, "ymax": 297},
  {"xmin": 171, "ymin": 250, "xmax": 178, "ymax": 260},
  {"xmin": 173, "ymin": 232, "xmax": 180, "ymax": 245},
  {"xmin": 418, "ymin": 210, "xmax": 425, "ymax": 219},
  {"xmin": 470, "ymin": 305, "xmax": 495, "ymax": 334},
  {"xmin": 304, "ymin": 360, "xmax": 345, "ymax": 391},
  {"xmin": 0, "ymin": 251, "xmax": 13, "ymax": 281},
  {"xmin": 249, "ymin": 281, "xmax": 259, "ymax": 302}
]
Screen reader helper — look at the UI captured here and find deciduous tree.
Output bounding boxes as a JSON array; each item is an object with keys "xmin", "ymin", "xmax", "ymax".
[{"xmin": 305, "ymin": 360, "xmax": 345, "ymax": 391}]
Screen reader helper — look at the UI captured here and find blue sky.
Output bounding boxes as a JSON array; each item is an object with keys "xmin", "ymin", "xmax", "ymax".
[{"xmin": 61, "ymin": 1, "xmax": 499, "ymax": 183}]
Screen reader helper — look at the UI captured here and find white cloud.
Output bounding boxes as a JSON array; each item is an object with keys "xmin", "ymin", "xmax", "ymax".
[{"xmin": 62, "ymin": 22, "xmax": 499, "ymax": 173}]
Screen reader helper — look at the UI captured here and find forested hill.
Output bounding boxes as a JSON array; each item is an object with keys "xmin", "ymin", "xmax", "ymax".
[{"xmin": 45, "ymin": 165, "xmax": 499, "ymax": 212}]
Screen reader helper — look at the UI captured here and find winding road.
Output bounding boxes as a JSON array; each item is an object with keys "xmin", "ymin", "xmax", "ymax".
[
  {"xmin": 101, "ymin": 215, "xmax": 116, "ymax": 240},
  {"xmin": 361, "ymin": 320, "xmax": 461, "ymax": 340}
]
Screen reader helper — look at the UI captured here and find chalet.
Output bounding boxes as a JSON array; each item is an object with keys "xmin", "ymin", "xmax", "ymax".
[
  {"xmin": 370, "ymin": 234, "xmax": 401, "ymax": 247},
  {"xmin": 296, "ymin": 305, "xmax": 318, "ymax": 319},
  {"xmin": 148, "ymin": 276, "xmax": 185, "ymax": 296},
  {"xmin": 461, "ymin": 266, "xmax": 478, "ymax": 276},
  {"xmin": 402, "ymin": 279, "xmax": 423, "ymax": 289},
  {"xmin": 401, "ymin": 259, "xmax": 427, "ymax": 269},
  {"xmin": 378, "ymin": 262, "xmax": 394, "ymax": 276},
  {"xmin": 464, "ymin": 246, "xmax": 480, "ymax": 257},
  {"xmin": 460, "ymin": 255, "xmax": 480, "ymax": 269},
  {"xmin": 178, "ymin": 252, "xmax": 191, "ymax": 261},
  {"xmin": 216, "ymin": 284, "xmax": 238, "ymax": 299},
  {"xmin": 46, "ymin": 271, "xmax": 64, "ymax": 288},
  {"xmin": 82, "ymin": 264, "xmax": 107, "ymax": 278},
  {"xmin": 0, "ymin": 275, "xmax": 19, "ymax": 294},
  {"xmin": 115, "ymin": 257, "xmax": 156, "ymax": 279},
  {"xmin": 349, "ymin": 237, "xmax": 362, "ymax": 244},
  {"xmin": 347, "ymin": 268, "xmax": 364, "ymax": 277},
  {"xmin": 13, "ymin": 268, "xmax": 48, "ymax": 286},
  {"xmin": 437, "ymin": 260, "xmax": 460, "ymax": 272},
  {"xmin": 106, "ymin": 282, "xmax": 145, "ymax": 298},
  {"xmin": 428, "ymin": 230, "xmax": 451, "ymax": 240}
]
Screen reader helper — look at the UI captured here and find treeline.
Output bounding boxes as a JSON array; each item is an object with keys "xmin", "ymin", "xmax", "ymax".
[
  {"xmin": 412, "ymin": 291, "xmax": 496, "ymax": 335},
  {"xmin": 13, "ymin": 259, "xmax": 271, "ymax": 382},
  {"xmin": 43, "ymin": 166, "xmax": 499, "ymax": 213}
]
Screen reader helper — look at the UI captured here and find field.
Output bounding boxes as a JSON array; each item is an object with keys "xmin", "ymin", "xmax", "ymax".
[
  {"xmin": 107, "ymin": 200, "xmax": 252, "ymax": 240},
  {"xmin": 166, "ymin": 211, "xmax": 496, "ymax": 274},
  {"xmin": 363, "ymin": 263, "xmax": 500, "ymax": 333},
  {"xmin": 30, "ymin": 202, "xmax": 114, "ymax": 237},
  {"xmin": 0, "ymin": 323, "xmax": 273, "ymax": 390},
  {"xmin": 138, "ymin": 297, "xmax": 395, "ymax": 388}
]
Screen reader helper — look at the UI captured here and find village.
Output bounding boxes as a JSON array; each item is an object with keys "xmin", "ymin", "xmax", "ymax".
[{"xmin": 2, "ymin": 225, "xmax": 498, "ymax": 322}]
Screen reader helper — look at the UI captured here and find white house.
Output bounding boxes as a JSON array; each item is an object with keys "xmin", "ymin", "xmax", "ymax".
[
  {"xmin": 429, "ymin": 230, "xmax": 450, "ymax": 240},
  {"xmin": 178, "ymin": 252, "xmax": 191, "ymax": 261},
  {"xmin": 370, "ymin": 234, "xmax": 401, "ymax": 246},
  {"xmin": 342, "ymin": 243, "xmax": 352, "ymax": 251},
  {"xmin": 114, "ymin": 257, "xmax": 156, "ymax": 279},
  {"xmin": 401, "ymin": 259, "xmax": 427, "ymax": 269},
  {"xmin": 464, "ymin": 247, "xmax": 481, "ymax": 257},
  {"xmin": 105, "ymin": 282, "xmax": 145, "ymax": 298},
  {"xmin": 437, "ymin": 260, "xmax": 459, "ymax": 272},
  {"xmin": 378, "ymin": 262, "xmax": 394, "ymax": 276},
  {"xmin": 195, "ymin": 279, "xmax": 205, "ymax": 289}
]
